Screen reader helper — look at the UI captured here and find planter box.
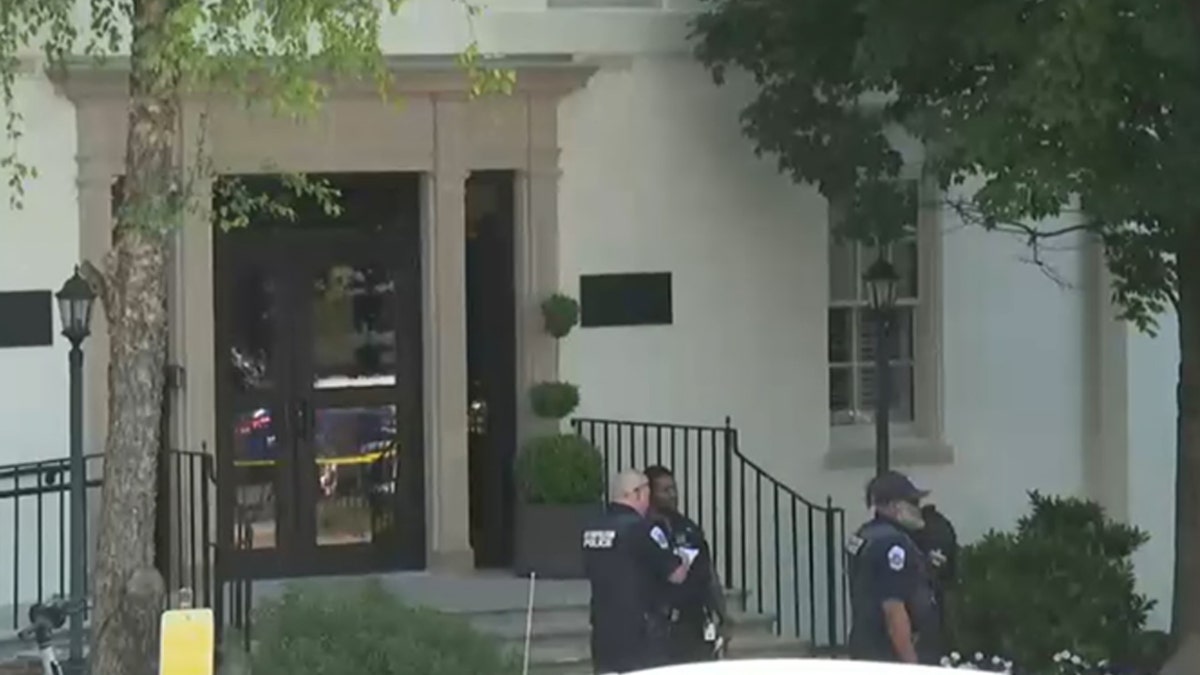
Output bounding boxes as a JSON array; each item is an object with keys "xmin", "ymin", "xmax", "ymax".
[{"xmin": 513, "ymin": 502, "xmax": 601, "ymax": 579}]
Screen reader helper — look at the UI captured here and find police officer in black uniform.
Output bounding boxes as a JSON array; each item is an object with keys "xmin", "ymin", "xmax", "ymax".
[
  {"xmin": 582, "ymin": 469, "xmax": 692, "ymax": 673},
  {"xmin": 644, "ymin": 465, "xmax": 731, "ymax": 664},
  {"xmin": 847, "ymin": 470, "xmax": 941, "ymax": 665},
  {"xmin": 912, "ymin": 502, "xmax": 959, "ymax": 644}
]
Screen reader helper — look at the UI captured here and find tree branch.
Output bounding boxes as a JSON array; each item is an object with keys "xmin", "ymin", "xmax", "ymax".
[
  {"xmin": 79, "ymin": 258, "xmax": 111, "ymax": 314},
  {"xmin": 942, "ymin": 196, "xmax": 1097, "ymax": 288}
]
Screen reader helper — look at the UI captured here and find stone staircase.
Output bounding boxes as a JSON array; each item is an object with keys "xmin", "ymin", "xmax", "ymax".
[
  {"xmin": 249, "ymin": 571, "xmax": 810, "ymax": 674},
  {"xmin": 461, "ymin": 598, "xmax": 810, "ymax": 674}
]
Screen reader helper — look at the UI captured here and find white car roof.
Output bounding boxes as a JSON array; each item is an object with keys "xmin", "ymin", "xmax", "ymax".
[{"xmin": 631, "ymin": 659, "xmax": 952, "ymax": 675}]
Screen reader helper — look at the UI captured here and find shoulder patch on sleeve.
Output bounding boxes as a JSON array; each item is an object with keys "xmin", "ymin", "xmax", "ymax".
[
  {"xmin": 845, "ymin": 535, "xmax": 865, "ymax": 556},
  {"xmin": 886, "ymin": 544, "xmax": 906, "ymax": 571},
  {"xmin": 650, "ymin": 525, "xmax": 670, "ymax": 550}
]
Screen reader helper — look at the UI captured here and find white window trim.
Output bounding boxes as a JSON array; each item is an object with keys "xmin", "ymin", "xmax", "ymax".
[{"xmin": 825, "ymin": 172, "xmax": 953, "ymax": 469}]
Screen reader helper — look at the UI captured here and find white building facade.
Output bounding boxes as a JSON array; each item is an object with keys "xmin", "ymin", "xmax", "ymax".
[{"xmin": 0, "ymin": 0, "xmax": 1181, "ymax": 630}]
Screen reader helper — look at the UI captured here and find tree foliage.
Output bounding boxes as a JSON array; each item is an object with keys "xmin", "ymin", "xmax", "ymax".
[
  {"xmin": 691, "ymin": 0, "xmax": 1200, "ymax": 331},
  {"xmin": 690, "ymin": 0, "xmax": 1200, "ymax": 644}
]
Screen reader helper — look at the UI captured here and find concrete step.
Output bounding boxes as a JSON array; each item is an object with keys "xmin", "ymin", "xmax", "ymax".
[
  {"xmin": 517, "ymin": 629, "xmax": 811, "ymax": 675},
  {"xmin": 472, "ymin": 608, "xmax": 777, "ymax": 648}
]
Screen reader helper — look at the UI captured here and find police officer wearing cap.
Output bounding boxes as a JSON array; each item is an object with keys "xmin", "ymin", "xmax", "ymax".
[
  {"xmin": 644, "ymin": 465, "xmax": 731, "ymax": 663},
  {"xmin": 847, "ymin": 470, "xmax": 941, "ymax": 665},
  {"xmin": 582, "ymin": 469, "xmax": 693, "ymax": 673}
]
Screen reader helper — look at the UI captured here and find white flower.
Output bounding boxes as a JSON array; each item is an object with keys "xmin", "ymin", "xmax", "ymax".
[
  {"xmin": 1071, "ymin": 654, "xmax": 1083, "ymax": 665},
  {"xmin": 974, "ymin": 652, "xmax": 984, "ymax": 662},
  {"xmin": 991, "ymin": 655, "xmax": 1002, "ymax": 664},
  {"xmin": 941, "ymin": 656, "xmax": 952, "ymax": 667},
  {"xmin": 951, "ymin": 651, "xmax": 962, "ymax": 661}
]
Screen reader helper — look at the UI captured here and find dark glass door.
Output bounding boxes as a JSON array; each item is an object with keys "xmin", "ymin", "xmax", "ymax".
[{"xmin": 214, "ymin": 173, "xmax": 424, "ymax": 578}]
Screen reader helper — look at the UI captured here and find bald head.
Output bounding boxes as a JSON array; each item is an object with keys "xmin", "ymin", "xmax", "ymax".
[{"xmin": 611, "ymin": 469, "xmax": 651, "ymax": 514}]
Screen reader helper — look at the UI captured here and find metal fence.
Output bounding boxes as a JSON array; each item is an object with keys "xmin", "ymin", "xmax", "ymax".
[
  {"xmin": 0, "ymin": 450, "xmax": 219, "ymax": 635},
  {"xmin": 572, "ymin": 416, "xmax": 850, "ymax": 649}
]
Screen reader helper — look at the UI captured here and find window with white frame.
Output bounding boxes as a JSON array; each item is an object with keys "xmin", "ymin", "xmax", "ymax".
[{"xmin": 828, "ymin": 180, "xmax": 921, "ymax": 427}]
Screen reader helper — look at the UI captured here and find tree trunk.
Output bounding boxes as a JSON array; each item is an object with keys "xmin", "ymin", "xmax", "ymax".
[
  {"xmin": 88, "ymin": 0, "xmax": 178, "ymax": 672},
  {"xmin": 1172, "ymin": 230, "xmax": 1200, "ymax": 647}
]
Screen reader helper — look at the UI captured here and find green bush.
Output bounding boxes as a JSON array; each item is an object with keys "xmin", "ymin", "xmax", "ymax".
[
  {"xmin": 541, "ymin": 293, "xmax": 580, "ymax": 338},
  {"xmin": 529, "ymin": 381, "xmax": 581, "ymax": 420},
  {"xmin": 516, "ymin": 433, "xmax": 604, "ymax": 505},
  {"xmin": 950, "ymin": 491, "xmax": 1155, "ymax": 671},
  {"xmin": 248, "ymin": 580, "xmax": 521, "ymax": 675}
]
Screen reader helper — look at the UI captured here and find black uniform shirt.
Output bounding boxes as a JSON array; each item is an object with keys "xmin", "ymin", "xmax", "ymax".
[
  {"xmin": 582, "ymin": 502, "xmax": 683, "ymax": 669},
  {"xmin": 847, "ymin": 515, "xmax": 940, "ymax": 664},
  {"xmin": 654, "ymin": 510, "xmax": 715, "ymax": 624}
]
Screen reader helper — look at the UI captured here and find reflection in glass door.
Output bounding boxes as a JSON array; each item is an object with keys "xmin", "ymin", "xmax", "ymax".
[
  {"xmin": 297, "ymin": 261, "xmax": 408, "ymax": 554},
  {"xmin": 214, "ymin": 172, "xmax": 425, "ymax": 578}
]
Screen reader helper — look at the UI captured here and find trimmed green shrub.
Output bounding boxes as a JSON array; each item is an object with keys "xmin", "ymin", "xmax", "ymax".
[
  {"xmin": 248, "ymin": 580, "xmax": 521, "ymax": 675},
  {"xmin": 951, "ymin": 491, "xmax": 1155, "ymax": 672},
  {"xmin": 516, "ymin": 433, "xmax": 604, "ymax": 505},
  {"xmin": 529, "ymin": 381, "xmax": 581, "ymax": 420},
  {"xmin": 541, "ymin": 293, "xmax": 580, "ymax": 338}
]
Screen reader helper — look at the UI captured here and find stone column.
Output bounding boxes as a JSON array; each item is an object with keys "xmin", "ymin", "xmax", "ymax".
[
  {"xmin": 177, "ymin": 105, "xmax": 217, "ymax": 459},
  {"xmin": 515, "ymin": 95, "xmax": 564, "ymax": 445},
  {"xmin": 76, "ymin": 158, "xmax": 115, "ymax": 459},
  {"xmin": 1083, "ymin": 238, "xmax": 1130, "ymax": 520},
  {"xmin": 425, "ymin": 95, "xmax": 473, "ymax": 571}
]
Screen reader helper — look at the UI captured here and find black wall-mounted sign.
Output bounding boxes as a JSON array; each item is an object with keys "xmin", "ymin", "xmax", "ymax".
[
  {"xmin": 0, "ymin": 290, "xmax": 53, "ymax": 348},
  {"xmin": 580, "ymin": 272, "xmax": 673, "ymax": 328}
]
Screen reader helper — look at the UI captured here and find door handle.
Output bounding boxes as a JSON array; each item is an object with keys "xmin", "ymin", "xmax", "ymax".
[
  {"xmin": 294, "ymin": 400, "xmax": 313, "ymax": 441},
  {"xmin": 468, "ymin": 399, "xmax": 488, "ymax": 436}
]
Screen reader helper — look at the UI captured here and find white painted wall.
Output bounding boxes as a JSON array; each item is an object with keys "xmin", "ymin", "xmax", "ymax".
[
  {"xmin": 559, "ymin": 53, "xmax": 1089, "ymax": 542},
  {"xmin": 0, "ymin": 73, "xmax": 81, "ymax": 610},
  {"xmin": 1128, "ymin": 315, "xmax": 1179, "ymax": 630}
]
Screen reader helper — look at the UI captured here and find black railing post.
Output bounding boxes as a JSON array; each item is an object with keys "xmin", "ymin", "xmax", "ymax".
[
  {"xmin": 722, "ymin": 417, "xmax": 734, "ymax": 589},
  {"xmin": 824, "ymin": 496, "xmax": 839, "ymax": 647}
]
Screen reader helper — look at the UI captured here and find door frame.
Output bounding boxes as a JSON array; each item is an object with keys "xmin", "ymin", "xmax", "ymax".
[
  {"xmin": 213, "ymin": 224, "xmax": 425, "ymax": 579},
  {"xmin": 59, "ymin": 62, "xmax": 597, "ymax": 576}
]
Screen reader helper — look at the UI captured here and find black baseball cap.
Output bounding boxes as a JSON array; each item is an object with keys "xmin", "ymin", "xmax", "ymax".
[{"xmin": 866, "ymin": 471, "xmax": 930, "ymax": 506}]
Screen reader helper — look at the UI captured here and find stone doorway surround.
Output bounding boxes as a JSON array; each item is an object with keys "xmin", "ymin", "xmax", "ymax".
[{"xmin": 52, "ymin": 57, "xmax": 596, "ymax": 571}]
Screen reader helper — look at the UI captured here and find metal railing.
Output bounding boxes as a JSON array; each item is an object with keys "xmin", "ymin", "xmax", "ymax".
[
  {"xmin": 0, "ymin": 450, "xmax": 218, "ymax": 634},
  {"xmin": 0, "ymin": 453, "xmax": 103, "ymax": 631},
  {"xmin": 572, "ymin": 416, "xmax": 849, "ymax": 649}
]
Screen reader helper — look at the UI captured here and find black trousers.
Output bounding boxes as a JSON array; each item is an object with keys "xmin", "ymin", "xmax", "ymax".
[
  {"xmin": 591, "ymin": 616, "xmax": 669, "ymax": 674},
  {"xmin": 666, "ymin": 619, "xmax": 716, "ymax": 664}
]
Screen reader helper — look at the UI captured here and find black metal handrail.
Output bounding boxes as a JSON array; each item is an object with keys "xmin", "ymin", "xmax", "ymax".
[
  {"xmin": 572, "ymin": 416, "xmax": 849, "ymax": 649},
  {"xmin": 0, "ymin": 450, "xmax": 218, "ymax": 635}
]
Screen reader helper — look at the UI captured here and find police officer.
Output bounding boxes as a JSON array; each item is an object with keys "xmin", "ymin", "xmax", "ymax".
[
  {"xmin": 582, "ymin": 469, "xmax": 692, "ymax": 673},
  {"xmin": 644, "ymin": 465, "xmax": 731, "ymax": 663},
  {"xmin": 912, "ymin": 502, "xmax": 959, "ymax": 644},
  {"xmin": 847, "ymin": 470, "xmax": 941, "ymax": 665}
]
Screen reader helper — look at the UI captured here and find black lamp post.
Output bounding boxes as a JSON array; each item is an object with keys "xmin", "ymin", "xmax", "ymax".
[
  {"xmin": 56, "ymin": 266, "xmax": 96, "ymax": 672},
  {"xmin": 863, "ymin": 256, "xmax": 899, "ymax": 477}
]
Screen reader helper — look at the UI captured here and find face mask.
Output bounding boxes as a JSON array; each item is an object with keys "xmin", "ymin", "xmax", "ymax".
[{"xmin": 893, "ymin": 500, "xmax": 926, "ymax": 530}]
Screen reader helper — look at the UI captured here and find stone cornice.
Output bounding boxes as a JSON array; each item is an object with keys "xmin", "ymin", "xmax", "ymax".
[{"xmin": 48, "ymin": 55, "xmax": 597, "ymax": 103}]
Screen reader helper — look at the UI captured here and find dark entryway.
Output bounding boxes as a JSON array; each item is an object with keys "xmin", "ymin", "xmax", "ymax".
[
  {"xmin": 465, "ymin": 171, "xmax": 518, "ymax": 568},
  {"xmin": 213, "ymin": 172, "xmax": 426, "ymax": 578}
]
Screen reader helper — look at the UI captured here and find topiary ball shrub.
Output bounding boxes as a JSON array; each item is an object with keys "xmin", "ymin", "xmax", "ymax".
[
  {"xmin": 950, "ymin": 491, "xmax": 1155, "ymax": 673},
  {"xmin": 249, "ymin": 580, "xmax": 521, "ymax": 675},
  {"xmin": 529, "ymin": 381, "xmax": 581, "ymax": 420},
  {"xmin": 540, "ymin": 293, "xmax": 580, "ymax": 338},
  {"xmin": 516, "ymin": 433, "xmax": 604, "ymax": 505}
]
